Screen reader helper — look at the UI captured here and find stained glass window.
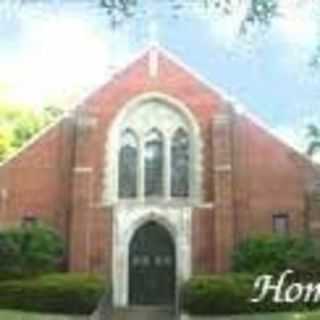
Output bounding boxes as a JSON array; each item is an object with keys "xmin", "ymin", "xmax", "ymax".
[
  {"xmin": 118, "ymin": 129, "xmax": 138, "ymax": 198},
  {"xmin": 171, "ymin": 128, "xmax": 190, "ymax": 197},
  {"xmin": 144, "ymin": 129, "xmax": 164, "ymax": 197}
]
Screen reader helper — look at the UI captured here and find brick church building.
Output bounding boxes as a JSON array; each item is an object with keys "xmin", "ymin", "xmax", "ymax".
[{"xmin": 0, "ymin": 46, "xmax": 319, "ymax": 307}]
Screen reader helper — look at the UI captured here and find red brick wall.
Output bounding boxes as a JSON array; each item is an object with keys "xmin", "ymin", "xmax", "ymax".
[
  {"xmin": 233, "ymin": 115, "xmax": 305, "ymax": 240},
  {"xmin": 66, "ymin": 52, "xmax": 227, "ymax": 272},
  {"xmin": 192, "ymin": 208, "xmax": 215, "ymax": 274},
  {"xmin": 78, "ymin": 52, "xmax": 225, "ymax": 207},
  {"xmin": 0, "ymin": 49, "xmax": 315, "ymax": 275},
  {"xmin": 0, "ymin": 116, "xmax": 75, "ymax": 240},
  {"xmin": 88, "ymin": 207, "xmax": 113, "ymax": 276}
]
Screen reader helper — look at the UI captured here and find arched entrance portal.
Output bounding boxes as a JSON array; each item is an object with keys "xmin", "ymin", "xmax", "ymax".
[{"xmin": 129, "ymin": 221, "xmax": 176, "ymax": 305}]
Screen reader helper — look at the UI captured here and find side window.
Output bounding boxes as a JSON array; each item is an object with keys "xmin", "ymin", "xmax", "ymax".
[
  {"xmin": 273, "ymin": 213, "xmax": 289, "ymax": 235},
  {"xmin": 118, "ymin": 129, "xmax": 138, "ymax": 198}
]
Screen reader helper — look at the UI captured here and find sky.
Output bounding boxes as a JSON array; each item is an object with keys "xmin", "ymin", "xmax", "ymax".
[{"xmin": 0, "ymin": 0, "xmax": 320, "ymax": 152}]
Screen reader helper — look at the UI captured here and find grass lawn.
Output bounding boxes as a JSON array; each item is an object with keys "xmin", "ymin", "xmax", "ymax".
[
  {"xmin": 0, "ymin": 310, "xmax": 87, "ymax": 319},
  {"xmin": 2, "ymin": 310, "xmax": 320, "ymax": 320},
  {"xmin": 210, "ymin": 310, "xmax": 320, "ymax": 320}
]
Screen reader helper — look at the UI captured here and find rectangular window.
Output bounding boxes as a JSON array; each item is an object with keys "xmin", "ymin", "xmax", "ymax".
[{"xmin": 273, "ymin": 214, "xmax": 289, "ymax": 235}]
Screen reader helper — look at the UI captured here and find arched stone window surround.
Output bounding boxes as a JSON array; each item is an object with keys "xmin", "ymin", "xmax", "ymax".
[
  {"xmin": 112, "ymin": 206, "xmax": 192, "ymax": 307},
  {"xmin": 104, "ymin": 92, "xmax": 202, "ymax": 205}
]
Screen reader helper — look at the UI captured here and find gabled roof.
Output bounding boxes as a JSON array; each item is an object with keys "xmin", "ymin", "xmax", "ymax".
[
  {"xmin": 0, "ymin": 45, "xmax": 314, "ymax": 168},
  {"xmin": 90, "ymin": 44, "xmax": 310, "ymax": 159}
]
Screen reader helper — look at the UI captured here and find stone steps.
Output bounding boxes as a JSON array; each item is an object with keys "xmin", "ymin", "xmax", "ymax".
[{"xmin": 112, "ymin": 306, "xmax": 176, "ymax": 320}]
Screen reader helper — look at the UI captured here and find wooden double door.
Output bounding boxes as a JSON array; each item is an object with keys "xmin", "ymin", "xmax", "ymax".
[{"xmin": 129, "ymin": 221, "xmax": 176, "ymax": 305}]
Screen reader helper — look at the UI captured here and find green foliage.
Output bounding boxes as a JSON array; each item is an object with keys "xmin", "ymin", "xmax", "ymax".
[
  {"xmin": 181, "ymin": 273, "xmax": 318, "ymax": 315},
  {"xmin": 306, "ymin": 124, "xmax": 320, "ymax": 157},
  {"xmin": 0, "ymin": 223, "xmax": 65, "ymax": 279},
  {"xmin": 0, "ymin": 126, "xmax": 13, "ymax": 161},
  {"xmin": 247, "ymin": 0, "xmax": 278, "ymax": 25},
  {"xmin": 10, "ymin": 111, "xmax": 44, "ymax": 149},
  {"xmin": 0, "ymin": 273, "xmax": 106, "ymax": 315},
  {"xmin": 0, "ymin": 103, "xmax": 64, "ymax": 161},
  {"xmin": 311, "ymin": 45, "xmax": 320, "ymax": 68},
  {"xmin": 14, "ymin": 0, "xmax": 282, "ymax": 30},
  {"xmin": 232, "ymin": 235, "xmax": 320, "ymax": 280},
  {"xmin": 6, "ymin": 0, "xmax": 320, "ymax": 65},
  {"xmin": 43, "ymin": 105, "xmax": 64, "ymax": 123},
  {"xmin": 181, "ymin": 274, "xmax": 255, "ymax": 315}
]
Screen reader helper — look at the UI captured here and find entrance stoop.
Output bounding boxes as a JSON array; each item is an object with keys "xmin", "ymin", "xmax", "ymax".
[{"xmin": 112, "ymin": 306, "xmax": 175, "ymax": 320}]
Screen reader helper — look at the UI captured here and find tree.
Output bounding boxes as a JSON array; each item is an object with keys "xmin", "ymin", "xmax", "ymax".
[
  {"xmin": 0, "ymin": 101, "xmax": 64, "ymax": 162},
  {"xmin": 306, "ymin": 124, "xmax": 320, "ymax": 157},
  {"xmin": 43, "ymin": 105, "xmax": 64, "ymax": 122},
  {"xmin": 0, "ymin": 127, "xmax": 13, "ymax": 161},
  {"xmin": 3, "ymin": 0, "xmax": 292, "ymax": 30},
  {"xmin": 10, "ymin": 0, "xmax": 320, "ymax": 65}
]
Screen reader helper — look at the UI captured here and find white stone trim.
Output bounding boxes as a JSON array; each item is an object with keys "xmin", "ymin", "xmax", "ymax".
[
  {"xmin": 0, "ymin": 188, "xmax": 8, "ymax": 222},
  {"xmin": 310, "ymin": 221, "xmax": 320, "ymax": 229},
  {"xmin": 149, "ymin": 47, "xmax": 159, "ymax": 78},
  {"xmin": 104, "ymin": 92, "xmax": 203, "ymax": 206},
  {"xmin": 112, "ymin": 204, "xmax": 192, "ymax": 307},
  {"xmin": 73, "ymin": 167, "xmax": 93, "ymax": 173},
  {"xmin": 214, "ymin": 165, "xmax": 232, "ymax": 172},
  {"xmin": 213, "ymin": 115, "xmax": 231, "ymax": 125},
  {"xmin": 77, "ymin": 114, "xmax": 98, "ymax": 130},
  {"xmin": 1, "ymin": 189, "xmax": 8, "ymax": 200}
]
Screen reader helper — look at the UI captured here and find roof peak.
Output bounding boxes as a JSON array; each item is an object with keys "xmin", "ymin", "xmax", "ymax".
[{"xmin": 137, "ymin": 45, "xmax": 310, "ymax": 158}]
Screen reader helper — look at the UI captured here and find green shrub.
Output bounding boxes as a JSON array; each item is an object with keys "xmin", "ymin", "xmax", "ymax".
[
  {"xmin": 0, "ymin": 223, "xmax": 65, "ymax": 279},
  {"xmin": 0, "ymin": 273, "xmax": 106, "ymax": 315},
  {"xmin": 232, "ymin": 235, "xmax": 320, "ymax": 280},
  {"xmin": 181, "ymin": 274, "xmax": 254, "ymax": 315},
  {"xmin": 182, "ymin": 236, "xmax": 320, "ymax": 315},
  {"xmin": 181, "ymin": 274, "xmax": 311, "ymax": 315}
]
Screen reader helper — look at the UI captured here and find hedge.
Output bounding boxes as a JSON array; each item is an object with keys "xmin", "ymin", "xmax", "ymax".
[
  {"xmin": 232, "ymin": 235, "xmax": 320, "ymax": 279},
  {"xmin": 0, "ymin": 273, "xmax": 107, "ymax": 315},
  {"xmin": 181, "ymin": 273, "xmax": 317, "ymax": 315}
]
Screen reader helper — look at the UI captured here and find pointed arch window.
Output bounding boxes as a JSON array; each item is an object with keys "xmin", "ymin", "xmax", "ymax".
[
  {"xmin": 144, "ymin": 129, "xmax": 164, "ymax": 197},
  {"xmin": 114, "ymin": 100, "xmax": 199, "ymax": 203},
  {"xmin": 118, "ymin": 129, "xmax": 138, "ymax": 198},
  {"xmin": 171, "ymin": 128, "xmax": 190, "ymax": 197}
]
